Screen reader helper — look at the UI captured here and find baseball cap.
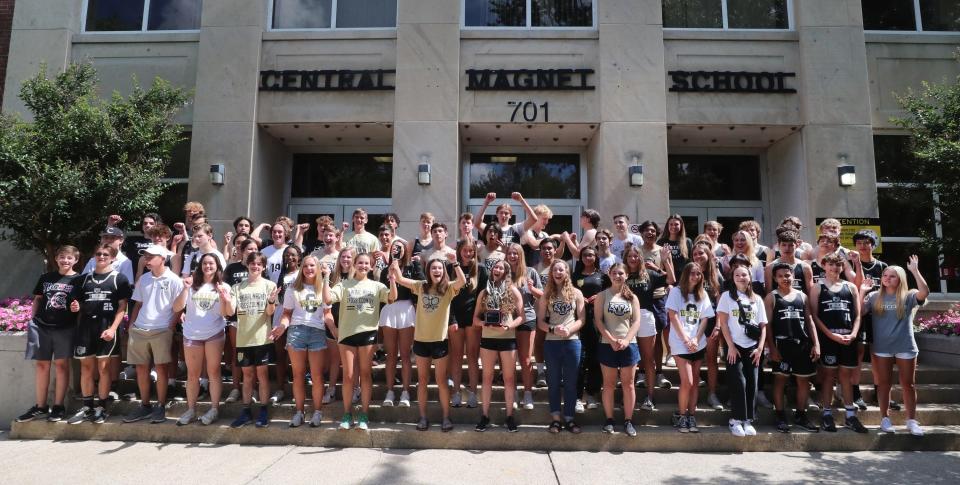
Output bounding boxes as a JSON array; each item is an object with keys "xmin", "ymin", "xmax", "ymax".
[
  {"xmin": 143, "ymin": 244, "xmax": 171, "ymax": 257},
  {"xmin": 100, "ymin": 226, "xmax": 125, "ymax": 238},
  {"xmin": 852, "ymin": 230, "xmax": 878, "ymax": 246}
]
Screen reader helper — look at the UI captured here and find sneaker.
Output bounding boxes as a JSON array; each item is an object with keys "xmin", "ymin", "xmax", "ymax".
[
  {"xmin": 352, "ymin": 387, "xmax": 361, "ymax": 405},
  {"xmin": 821, "ymin": 413, "xmax": 837, "ymax": 432},
  {"xmin": 383, "ymin": 390, "xmax": 396, "ymax": 407},
  {"xmin": 880, "ymin": 416, "xmax": 895, "ymax": 433},
  {"xmin": 150, "ymin": 406, "xmax": 166, "ymax": 424},
  {"xmin": 756, "ymin": 392, "xmax": 774, "ymax": 409},
  {"xmin": 270, "ymin": 390, "xmax": 285, "ymax": 404},
  {"xmin": 808, "ymin": 396, "xmax": 822, "ymax": 410},
  {"xmin": 889, "ymin": 400, "xmax": 902, "ymax": 411},
  {"xmin": 200, "ymin": 408, "xmax": 218, "ymax": 426},
  {"xmin": 176, "ymin": 408, "xmax": 196, "ymax": 426},
  {"xmin": 678, "ymin": 414, "xmax": 689, "ymax": 433},
  {"xmin": 441, "ymin": 418, "xmax": 454, "ymax": 432},
  {"xmin": 93, "ymin": 406, "xmax": 107, "ymax": 424},
  {"xmin": 309, "ymin": 410, "xmax": 323, "ymax": 428},
  {"xmin": 357, "ymin": 412, "xmax": 369, "ymax": 431},
  {"xmin": 657, "ymin": 373, "xmax": 672, "ymax": 389},
  {"xmin": 16, "ymin": 405, "xmax": 49, "ymax": 423},
  {"xmin": 636, "ymin": 373, "xmax": 646, "ymax": 388},
  {"xmin": 624, "ymin": 420, "xmax": 637, "ymax": 437},
  {"xmin": 640, "ymin": 397, "xmax": 656, "ymax": 411},
  {"xmin": 225, "ymin": 388, "xmax": 241, "ymax": 403},
  {"xmin": 729, "ymin": 419, "xmax": 746, "ymax": 437},
  {"xmin": 123, "ymin": 404, "xmax": 153, "ymax": 423},
  {"xmin": 743, "ymin": 420, "xmax": 757, "ymax": 436},
  {"xmin": 906, "ymin": 419, "xmax": 924, "ymax": 436},
  {"xmin": 708, "ymin": 393, "xmax": 724, "ymax": 411},
  {"xmin": 854, "ymin": 397, "xmax": 868, "ymax": 411},
  {"xmin": 290, "ymin": 410, "xmax": 304, "ymax": 428},
  {"xmin": 536, "ymin": 367, "xmax": 547, "ymax": 388},
  {"xmin": 506, "ymin": 415, "xmax": 518, "ymax": 432},
  {"xmin": 398, "ymin": 390, "xmax": 411, "ymax": 407},
  {"xmin": 230, "ymin": 408, "xmax": 254, "ymax": 428},
  {"xmin": 475, "ymin": 415, "xmax": 490, "ymax": 432},
  {"xmin": 107, "ymin": 390, "xmax": 119, "ymax": 402},
  {"xmin": 340, "ymin": 413, "xmax": 353, "ymax": 430},
  {"xmin": 776, "ymin": 417, "xmax": 790, "ymax": 433},
  {"xmin": 574, "ymin": 400, "xmax": 585, "ymax": 414},
  {"xmin": 322, "ymin": 386, "xmax": 336, "ymax": 405},
  {"xmin": 451, "ymin": 389, "xmax": 463, "ymax": 408},
  {"xmin": 466, "ymin": 390, "xmax": 478, "ymax": 408},
  {"xmin": 585, "ymin": 394, "xmax": 599, "ymax": 410},
  {"xmin": 794, "ymin": 413, "xmax": 820, "ymax": 433},
  {"xmin": 416, "ymin": 416, "xmax": 429, "ymax": 431},
  {"xmin": 672, "ymin": 412, "xmax": 681, "ymax": 427},
  {"xmin": 198, "ymin": 379, "xmax": 209, "ymax": 400},
  {"xmin": 844, "ymin": 415, "xmax": 868, "ymax": 434},
  {"xmin": 666, "ymin": 356, "xmax": 676, "ymax": 367},
  {"xmin": 698, "ymin": 380, "xmax": 706, "ymax": 388},
  {"xmin": 833, "ymin": 385, "xmax": 843, "ymax": 407},
  {"xmin": 48, "ymin": 405, "xmax": 65, "ymax": 422},
  {"xmin": 522, "ymin": 391, "xmax": 534, "ymax": 410},
  {"xmin": 68, "ymin": 406, "xmax": 94, "ymax": 425},
  {"xmin": 255, "ymin": 407, "xmax": 269, "ymax": 428},
  {"xmin": 602, "ymin": 418, "xmax": 615, "ymax": 433},
  {"xmin": 120, "ymin": 365, "xmax": 137, "ymax": 380},
  {"xmin": 687, "ymin": 415, "xmax": 699, "ymax": 433}
]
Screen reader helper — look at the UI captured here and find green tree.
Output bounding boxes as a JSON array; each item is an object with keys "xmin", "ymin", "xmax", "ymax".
[{"xmin": 0, "ymin": 62, "xmax": 191, "ymax": 269}]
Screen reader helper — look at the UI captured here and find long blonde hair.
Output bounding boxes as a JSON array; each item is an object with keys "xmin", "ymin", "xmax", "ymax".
[
  {"xmin": 292, "ymin": 255, "xmax": 319, "ymax": 292},
  {"xmin": 679, "ymin": 262, "xmax": 707, "ymax": 302},
  {"xmin": 330, "ymin": 247, "xmax": 356, "ymax": 285},
  {"xmin": 544, "ymin": 259, "xmax": 576, "ymax": 303},
  {"xmin": 481, "ymin": 260, "xmax": 516, "ymax": 315},
  {"xmin": 505, "ymin": 242, "xmax": 528, "ymax": 287},
  {"xmin": 732, "ymin": 230, "xmax": 759, "ymax": 268},
  {"xmin": 622, "ymin": 243, "xmax": 649, "ymax": 283},
  {"xmin": 873, "ymin": 265, "xmax": 910, "ymax": 320}
]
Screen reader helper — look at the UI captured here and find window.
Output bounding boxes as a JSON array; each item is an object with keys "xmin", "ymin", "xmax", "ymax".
[
  {"xmin": 156, "ymin": 134, "xmax": 191, "ymax": 226},
  {"xmin": 668, "ymin": 155, "xmax": 762, "ymax": 200},
  {"xmin": 469, "ymin": 154, "xmax": 581, "ymax": 199},
  {"xmin": 464, "ymin": 0, "xmax": 594, "ymax": 28},
  {"xmin": 663, "ymin": 0, "xmax": 790, "ymax": 29},
  {"xmin": 271, "ymin": 0, "xmax": 397, "ymax": 30},
  {"xmin": 863, "ymin": 0, "xmax": 960, "ymax": 32},
  {"xmin": 85, "ymin": 0, "xmax": 202, "ymax": 32},
  {"xmin": 291, "ymin": 154, "xmax": 393, "ymax": 198}
]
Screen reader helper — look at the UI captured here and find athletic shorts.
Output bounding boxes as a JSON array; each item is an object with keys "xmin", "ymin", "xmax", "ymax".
[
  {"xmin": 287, "ymin": 325, "xmax": 328, "ymax": 351},
  {"xmin": 339, "ymin": 329, "xmax": 377, "ymax": 348},
  {"xmin": 651, "ymin": 297, "xmax": 668, "ymax": 333},
  {"xmin": 598, "ymin": 342, "xmax": 640, "ymax": 368},
  {"xmin": 771, "ymin": 338, "xmax": 817, "ymax": 377},
  {"xmin": 183, "ymin": 330, "xmax": 225, "ymax": 348},
  {"xmin": 515, "ymin": 320, "xmax": 536, "ymax": 332},
  {"xmin": 675, "ymin": 348, "xmax": 706, "ymax": 362},
  {"xmin": 126, "ymin": 326, "xmax": 174, "ymax": 365},
  {"xmin": 860, "ymin": 314, "xmax": 873, "ymax": 344},
  {"xmin": 480, "ymin": 337, "xmax": 517, "ymax": 352},
  {"xmin": 325, "ymin": 322, "xmax": 337, "ymax": 341},
  {"xmin": 873, "ymin": 351, "xmax": 918, "ymax": 360},
  {"xmin": 74, "ymin": 317, "xmax": 121, "ymax": 359},
  {"xmin": 818, "ymin": 331, "xmax": 859, "ymax": 369},
  {"xmin": 413, "ymin": 339, "xmax": 449, "ymax": 359},
  {"xmin": 236, "ymin": 343, "xmax": 276, "ymax": 367},
  {"xmin": 25, "ymin": 320, "xmax": 73, "ymax": 361}
]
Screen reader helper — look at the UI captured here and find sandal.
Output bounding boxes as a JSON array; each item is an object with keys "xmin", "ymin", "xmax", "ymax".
[
  {"xmin": 564, "ymin": 420, "xmax": 582, "ymax": 434},
  {"xmin": 548, "ymin": 420, "xmax": 563, "ymax": 434},
  {"xmin": 416, "ymin": 416, "xmax": 429, "ymax": 431}
]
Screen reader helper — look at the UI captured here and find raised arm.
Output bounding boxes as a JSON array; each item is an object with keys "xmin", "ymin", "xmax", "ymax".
[
  {"xmin": 474, "ymin": 192, "xmax": 497, "ymax": 234},
  {"xmin": 512, "ymin": 192, "xmax": 538, "ymax": 232},
  {"xmin": 907, "ymin": 254, "xmax": 930, "ymax": 301}
]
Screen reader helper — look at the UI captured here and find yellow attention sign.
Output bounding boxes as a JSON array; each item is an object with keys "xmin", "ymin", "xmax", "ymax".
[{"xmin": 815, "ymin": 218, "xmax": 883, "ymax": 254}]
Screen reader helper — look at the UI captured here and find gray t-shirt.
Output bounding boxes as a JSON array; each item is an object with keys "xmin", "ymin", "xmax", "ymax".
[
  {"xmin": 867, "ymin": 291, "xmax": 924, "ymax": 355},
  {"xmin": 519, "ymin": 267, "xmax": 542, "ymax": 323}
]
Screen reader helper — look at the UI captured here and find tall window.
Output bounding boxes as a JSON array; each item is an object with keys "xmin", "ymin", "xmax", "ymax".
[
  {"xmin": 271, "ymin": 0, "xmax": 397, "ymax": 30},
  {"xmin": 663, "ymin": 0, "xmax": 790, "ymax": 29},
  {"xmin": 85, "ymin": 0, "xmax": 202, "ymax": 32},
  {"xmin": 291, "ymin": 154, "xmax": 393, "ymax": 198},
  {"xmin": 464, "ymin": 0, "xmax": 594, "ymax": 28},
  {"xmin": 864, "ymin": 0, "xmax": 960, "ymax": 32},
  {"xmin": 469, "ymin": 154, "xmax": 581, "ymax": 199}
]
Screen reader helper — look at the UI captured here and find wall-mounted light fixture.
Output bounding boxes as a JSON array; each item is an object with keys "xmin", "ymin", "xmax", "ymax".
[
  {"xmin": 628, "ymin": 154, "xmax": 643, "ymax": 187},
  {"xmin": 210, "ymin": 164, "xmax": 225, "ymax": 185},
  {"xmin": 837, "ymin": 154, "xmax": 856, "ymax": 187},
  {"xmin": 417, "ymin": 154, "xmax": 431, "ymax": 185}
]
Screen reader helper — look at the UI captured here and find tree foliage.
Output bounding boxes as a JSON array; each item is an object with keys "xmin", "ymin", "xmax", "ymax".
[{"xmin": 0, "ymin": 62, "xmax": 190, "ymax": 268}]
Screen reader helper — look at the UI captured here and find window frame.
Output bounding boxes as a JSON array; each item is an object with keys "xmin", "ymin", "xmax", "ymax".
[
  {"xmin": 461, "ymin": 0, "xmax": 598, "ymax": 30},
  {"xmin": 81, "ymin": 0, "xmax": 203, "ymax": 34},
  {"xmin": 863, "ymin": 0, "xmax": 960, "ymax": 34},
  {"xmin": 662, "ymin": 0, "xmax": 794, "ymax": 32},
  {"xmin": 267, "ymin": 0, "xmax": 399, "ymax": 32}
]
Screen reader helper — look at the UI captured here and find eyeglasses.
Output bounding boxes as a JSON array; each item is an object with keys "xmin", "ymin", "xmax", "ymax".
[{"xmin": 94, "ymin": 252, "xmax": 111, "ymax": 258}]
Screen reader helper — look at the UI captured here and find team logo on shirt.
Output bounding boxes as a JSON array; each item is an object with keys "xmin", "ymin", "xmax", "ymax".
[
  {"xmin": 779, "ymin": 308, "xmax": 802, "ymax": 320},
  {"xmin": 346, "ymin": 287, "xmax": 375, "ymax": 312},
  {"xmin": 237, "ymin": 290, "xmax": 267, "ymax": 314},
  {"xmin": 607, "ymin": 301, "xmax": 631, "ymax": 317},
  {"xmin": 551, "ymin": 299, "xmax": 573, "ymax": 316},
  {"xmin": 731, "ymin": 302, "xmax": 756, "ymax": 320},
  {"xmin": 193, "ymin": 292, "xmax": 217, "ymax": 312},
  {"xmin": 823, "ymin": 355, "xmax": 837, "ymax": 366},
  {"xmin": 42, "ymin": 282, "xmax": 75, "ymax": 311},
  {"xmin": 301, "ymin": 291, "xmax": 320, "ymax": 313},
  {"xmin": 681, "ymin": 303, "xmax": 700, "ymax": 326},
  {"xmin": 422, "ymin": 294, "xmax": 441, "ymax": 312}
]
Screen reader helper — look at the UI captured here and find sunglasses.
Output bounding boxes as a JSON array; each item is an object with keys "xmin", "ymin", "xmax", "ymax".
[{"xmin": 95, "ymin": 252, "xmax": 112, "ymax": 258}]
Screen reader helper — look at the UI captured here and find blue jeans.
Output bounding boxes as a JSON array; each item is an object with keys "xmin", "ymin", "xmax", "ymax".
[{"xmin": 544, "ymin": 339, "xmax": 582, "ymax": 419}]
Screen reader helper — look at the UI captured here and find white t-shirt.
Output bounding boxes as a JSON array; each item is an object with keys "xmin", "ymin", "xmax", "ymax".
[
  {"xmin": 611, "ymin": 233, "xmax": 643, "ymax": 259},
  {"xmin": 716, "ymin": 290, "xmax": 767, "ymax": 348},
  {"xmin": 184, "ymin": 282, "xmax": 230, "ymax": 340},
  {"xmin": 282, "ymin": 283, "xmax": 328, "ymax": 329},
  {"xmin": 273, "ymin": 271, "xmax": 298, "ymax": 327},
  {"xmin": 131, "ymin": 268, "xmax": 184, "ymax": 331},
  {"xmin": 598, "ymin": 252, "xmax": 621, "ymax": 275},
  {"xmin": 665, "ymin": 286, "xmax": 716, "ymax": 355},
  {"xmin": 181, "ymin": 249, "xmax": 227, "ymax": 277},
  {"xmin": 262, "ymin": 245, "xmax": 286, "ymax": 283},
  {"xmin": 83, "ymin": 253, "xmax": 135, "ymax": 286}
]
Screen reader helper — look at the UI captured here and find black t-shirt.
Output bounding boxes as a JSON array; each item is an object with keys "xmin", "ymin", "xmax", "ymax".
[
  {"xmin": 78, "ymin": 271, "xmax": 133, "ymax": 322},
  {"xmin": 626, "ymin": 270, "xmax": 668, "ymax": 311},
  {"xmin": 32, "ymin": 271, "xmax": 82, "ymax": 328},
  {"xmin": 123, "ymin": 236, "xmax": 152, "ymax": 270},
  {"xmin": 657, "ymin": 237, "xmax": 693, "ymax": 281},
  {"xmin": 860, "ymin": 258, "xmax": 887, "ymax": 294},
  {"xmin": 451, "ymin": 265, "xmax": 489, "ymax": 325},
  {"xmin": 224, "ymin": 262, "xmax": 249, "ymax": 287}
]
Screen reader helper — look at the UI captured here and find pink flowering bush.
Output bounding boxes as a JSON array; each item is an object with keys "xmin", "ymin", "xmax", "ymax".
[
  {"xmin": 0, "ymin": 296, "xmax": 32, "ymax": 332},
  {"xmin": 915, "ymin": 303, "xmax": 960, "ymax": 337}
]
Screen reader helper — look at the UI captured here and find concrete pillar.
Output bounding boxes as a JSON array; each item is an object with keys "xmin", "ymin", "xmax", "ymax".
[
  {"xmin": 796, "ymin": 0, "xmax": 878, "ymax": 220},
  {"xmin": 391, "ymin": 0, "xmax": 461, "ymax": 232},
  {"xmin": 1, "ymin": 0, "xmax": 80, "ymax": 115},
  {"xmin": 592, "ymin": 0, "xmax": 668, "ymax": 225},
  {"xmin": 187, "ymin": 0, "xmax": 267, "ymax": 236}
]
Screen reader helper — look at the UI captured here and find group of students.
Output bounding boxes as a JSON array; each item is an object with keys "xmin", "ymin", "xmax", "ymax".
[{"xmin": 16, "ymin": 197, "xmax": 929, "ymax": 437}]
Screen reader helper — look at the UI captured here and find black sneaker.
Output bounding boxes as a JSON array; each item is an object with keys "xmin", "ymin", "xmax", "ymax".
[
  {"xmin": 889, "ymin": 401, "xmax": 902, "ymax": 411},
  {"xmin": 671, "ymin": 412, "xmax": 682, "ymax": 427},
  {"xmin": 231, "ymin": 408, "xmax": 254, "ymax": 428},
  {"xmin": 844, "ymin": 415, "xmax": 868, "ymax": 434},
  {"xmin": 506, "ymin": 415, "xmax": 518, "ymax": 433},
  {"xmin": 475, "ymin": 415, "xmax": 490, "ymax": 432},
  {"xmin": 92, "ymin": 407, "xmax": 107, "ymax": 424},
  {"xmin": 255, "ymin": 406, "xmax": 270, "ymax": 428},
  {"xmin": 602, "ymin": 418, "xmax": 615, "ymax": 434},
  {"xmin": 821, "ymin": 414, "xmax": 837, "ymax": 432},
  {"xmin": 48, "ymin": 405, "xmax": 66, "ymax": 422},
  {"xmin": 776, "ymin": 418, "xmax": 790, "ymax": 433},
  {"xmin": 16, "ymin": 405, "xmax": 49, "ymax": 422},
  {"xmin": 793, "ymin": 413, "xmax": 820, "ymax": 433}
]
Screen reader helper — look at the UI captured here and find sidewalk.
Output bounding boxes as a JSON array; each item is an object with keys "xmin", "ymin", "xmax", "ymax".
[{"xmin": 2, "ymin": 432, "xmax": 958, "ymax": 484}]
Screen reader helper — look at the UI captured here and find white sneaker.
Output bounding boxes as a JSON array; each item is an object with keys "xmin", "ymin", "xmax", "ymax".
[
  {"xmin": 270, "ymin": 390, "xmax": 285, "ymax": 404},
  {"xmin": 398, "ymin": 390, "xmax": 411, "ymax": 407},
  {"xmin": 199, "ymin": 408, "xmax": 218, "ymax": 426},
  {"xmin": 522, "ymin": 391, "xmax": 534, "ymax": 410},
  {"xmin": 351, "ymin": 387, "xmax": 361, "ymax": 405},
  {"xmin": 640, "ymin": 397, "xmax": 656, "ymax": 411},
  {"xmin": 708, "ymin": 393, "xmax": 724, "ymax": 411},
  {"xmin": 585, "ymin": 394, "xmax": 599, "ymax": 410},
  {"xmin": 906, "ymin": 419, "xmax": 924, "ymax": 436},
  {"xmin": 880, "ymin": 416, "xmax": 895, "ymax": 433},
  {"xmin": 636, "ymin": 373, "xmax": 646, "ymax": 388},
  {"xmin": 743, "ymin": 420, "xmax": 757, "ymax": 436},
  {"xmin": 729, "ymin": 419, "xmax": 746, "ymax": 437},
  {"xmin": 665, "ymin": 356, "xmax": 676, "ymax": 367},
  {"xmin": 176, "ymin": 408, "xmax": 196, "ymax": 426},
  {"xmin": 149, "ymin": 369, "xmax": 158, "ymax": 383},
  {"xmin": 657, "ymin": 373, "xmax": 672, "ymax": 389},
  {"xmin": 575, "ymin": 400, "xmax": 585, "ymax": 414},
  {"xmin": 322, "ymin": 386, "xmax": 336, "ymax": 404},
  {"xmin": 756, "ymin": 392, "xmax": 774, "ymax": 409},
  {"xmin": 199, "ymin": 377, "xmax": 209, "ymax": 389},
  {"xmin": 465, "ymin": 389, "xmax": 478, "ymax": 408},
  {"xmin": 225, "ymin": 388, "xmax": 241, "ymax": 403},
  {"xmin": 451, "ymin": 389, "xmax": 463, "ymax": 407},
  {"xmin": 383, "ymin": 390, "xmax": 396, "ymax": 407},
  {"xmin": 309, "ymin": 410, "xmax": 323, "ymax": 428}
]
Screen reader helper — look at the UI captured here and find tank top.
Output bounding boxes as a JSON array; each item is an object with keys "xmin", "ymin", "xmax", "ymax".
[
  {"xmin": 600, "ymin": 290, "xmax": 633, "ymax": 344},
  {"xmin": 860, "ymin": 258, "xmax": 887, "ymax": 294},
  {"xmin": 411, "ymin": 237, "xmax": 433, "ymax": 257},
  {"xmin": 817, "ymin": 282, "xmax": 856, "ymax": 334},
  {"xmin": 772, "ymin": 291, "xmax": 808, "ymax": 340},
  {"xmin": 810, "ymin": 261, "xmax": 826, "ymax": 286},
  {"xmin": 545, "ymin": 296, "xmax": 579, "ymax": 341},
  {"xmin": 480, "ymin": 290, "xmax": 517, "ymax": 340},
  {"xmin": 775, "ymin": 260, "xmax": 808, "ymax": 292}
]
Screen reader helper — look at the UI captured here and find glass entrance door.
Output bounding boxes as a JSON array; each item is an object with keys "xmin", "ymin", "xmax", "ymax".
[
  {"xmin": 674, "ymin": 206, "xmax": 763, "ymax": 249},
  {"xmin": 467, "ymin": 203, "xmax": 581, "ymax": 240},
  {"xmin": 289, "ymin": 204, "xmax": 391, "ymax": 248}
]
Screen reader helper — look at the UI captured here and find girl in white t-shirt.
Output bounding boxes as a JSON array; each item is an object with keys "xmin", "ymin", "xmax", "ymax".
[
  {"xmin": 173, "ymin": 253, "xmax": 234, "ymax": 426},
  {"xmin": 666, "ymin": 263, "xmax": 715, "ymax": 433}
]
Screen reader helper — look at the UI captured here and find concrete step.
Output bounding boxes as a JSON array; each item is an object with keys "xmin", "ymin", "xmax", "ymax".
[{"xmin": 11, "ymin": 419, "xmax": 960, "ymax": 452}]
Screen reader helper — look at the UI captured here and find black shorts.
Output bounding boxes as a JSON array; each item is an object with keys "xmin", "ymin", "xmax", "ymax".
[
  {"xmin": 236, "ymin": 343, "xmax": 276, "ymax": 367},
  {"xmin": 818, "ymin": 331, "xmax": 859, "ymax": 369},
  {"xmin": 515, "ymin": 320, "xmax": 536, "ymax": 332},
  {"xmin": 652, "ymin": 298, "xmax": 668, "ymax": 332},
  {"xmin": 74, "ymin": 317, "xmax": 121, "ymax": 359},
  {"xmin": 452, "ymin": 310, "xmax": 474, "ymax": 328},
  {"xmin": 771, "ymin": 338, "xmax": 817, "ymax": 377},
  {"xmin": 481, "ymin": 338, "xmax": 517, "ymax": 351},
  {"xmin": 860, "ymin": 314, "xmax": 873, "ymax": 344},
  {"xmin": 25, "ymin": 321, "xmax": 73, "ymax": 361},
  {"xmin": 339, "ymin": 329, "xmax": 377, "ymax": 347},
  {"xmin": 413, "ymin": 340, "xmax": 449, "ymax": 359},
  {"xmin": 675, "ymin": 348, "xmax": 706, "ymax": 362},
  {"xmin": 325, "ymin": 323, "xmax": 337, "ymax": 341},
  {"xmin": 704, "ymin": 316, "xmax": 717, "ymax": 337}
]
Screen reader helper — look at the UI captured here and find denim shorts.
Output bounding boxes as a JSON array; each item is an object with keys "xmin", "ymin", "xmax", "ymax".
[
  {"xmin": 598, "ymin": 342, "xmax": 640, "ymax": 368},
  {"xmin": 873, "ymin": 351, "xmax": 918, "ymax": 360},
  {"xmin": 286, "ymin": 325, "xmax": 328, "ymax": 352}
]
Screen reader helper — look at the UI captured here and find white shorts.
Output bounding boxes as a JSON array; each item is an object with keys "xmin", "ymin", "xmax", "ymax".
[
  {"xmin": 873, "ymin": 351, "xmax": 918, "ymax": 360},
  {"xmin": 379, "ymin": 300, "xmax": 416, "ymax": 330},
  {"xmin": 636, "ymin": 309, "xmax": 657, "ymax": 339}
]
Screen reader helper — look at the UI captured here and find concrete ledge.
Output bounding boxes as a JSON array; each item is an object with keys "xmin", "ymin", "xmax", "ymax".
[{"xmin": 72, "ymin": 32, "xmax": 201, "ymax": 44}]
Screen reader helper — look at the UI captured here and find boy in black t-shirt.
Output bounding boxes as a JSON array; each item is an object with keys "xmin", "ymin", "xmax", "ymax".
[{"xmin": 17, "ymin": 246, "xmax": 82, "ymax": 423}]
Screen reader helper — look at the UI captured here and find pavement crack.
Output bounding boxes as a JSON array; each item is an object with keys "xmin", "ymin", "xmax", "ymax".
[
  {"xmin": 244, "ymin": 445, "xmax": 296, "ymax": 485},
  {"xmin": 547, "ymin": 451, "xmax": 561, "ymax": 485}
]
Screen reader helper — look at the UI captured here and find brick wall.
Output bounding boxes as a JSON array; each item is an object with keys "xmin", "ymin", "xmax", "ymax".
[{"xmin": 0, "ymin": 0, "xmax": 15, "ymax": 107}]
